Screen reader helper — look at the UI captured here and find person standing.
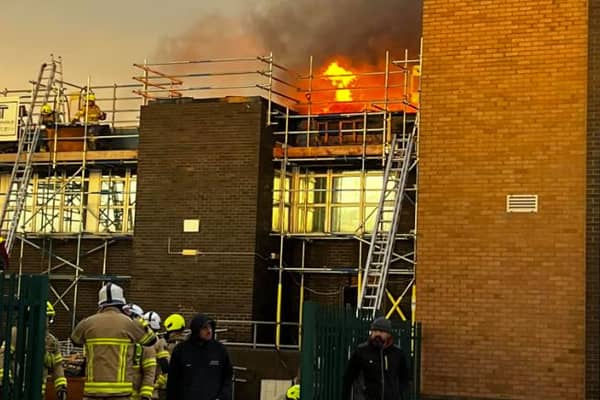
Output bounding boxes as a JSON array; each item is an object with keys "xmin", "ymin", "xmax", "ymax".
[
  {"xmin": 142, "ymin": 312, "xmax": 169, "ymax": 400},
  {"xmin": 44, "ymin": 301, "xmax": 67, "ymax": 400},
  {"xmin": 342, "ymin": 317, "xmax": 411, "ymax": 400},
  {"xmin": 166, "ymin": 314, "xmax": 233, "ymax": 400},
  {"xmin": 71, "ymin": 283, "xmax": 156, "ymax": 399}
]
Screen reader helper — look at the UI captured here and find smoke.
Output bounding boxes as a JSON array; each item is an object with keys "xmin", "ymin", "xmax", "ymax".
[{"xmin": 155, "ymin": 0, "xmax": 422, "ymax": 68}]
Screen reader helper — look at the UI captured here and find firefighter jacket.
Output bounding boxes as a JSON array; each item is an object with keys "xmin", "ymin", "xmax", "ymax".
[
  {"xmin": 71, "ymin": 307, "xmax": 157, "ymax": 397},
  {"xmin": 152, "ymin": 337, "xmax": 169, "ymax": 397},
  {"xmin": 73, "ymin": 104, "xmax": 105, "ymax": 124},
  {"xmin": 0, "ymin": 327, "xmax": 16, "ymax": 383},
  {"xmin": 131, "ymin": 344, "xmax": 156, "ymax": 400},
  {"xmin": 43, "ymin": 332, "xmax": 67, "ymax": 394},
  {"xmin": 165, "ymin": 331, "xmax": 188, "ymax": 354}
]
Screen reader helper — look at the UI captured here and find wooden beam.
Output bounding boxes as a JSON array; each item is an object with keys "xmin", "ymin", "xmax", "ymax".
[
  {"xmin": 273, "ymin": 144, "xmax": 383, "ymax": 158},
  {"xmin": 0, "ymin": 150, "xmax": 138, "ymax": 163}
]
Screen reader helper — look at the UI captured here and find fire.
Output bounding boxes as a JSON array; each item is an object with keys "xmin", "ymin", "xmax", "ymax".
[{"xmin": 323, "ymin": 62, "xmax": 357, "ymax": 102}]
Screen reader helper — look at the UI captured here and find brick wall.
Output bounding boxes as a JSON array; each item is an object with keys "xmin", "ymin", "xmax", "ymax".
[
  {"xmin": 132, "ymin": 97, "xmax": 275, "ymax": 332},
  {"xmin": 587, "ymin": 1, "xmax": 600, "ymax": 398},
  {"xmin": 419, "ymin": 1, "xmax": 587, "ymax": 399}
]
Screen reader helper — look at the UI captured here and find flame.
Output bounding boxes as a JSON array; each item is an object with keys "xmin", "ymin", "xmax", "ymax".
[{"xmin": 323, "ymin": 62, "xmax": 357, "ymax": 102}]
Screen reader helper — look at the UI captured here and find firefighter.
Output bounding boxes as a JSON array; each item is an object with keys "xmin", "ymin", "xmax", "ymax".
[
  {"xmin": 71, "ymin": 283, "xmax": 157, "ymax": 400},
  {"xmin": 39, "ymin": 104, "xmax": 55, "ymax": 151},
  {"xmin": 163, "ymin": 314, "xmax": 188, "ymax": 353},
  {"xmin": 125, "ymin": 304, "xmax": 156, "ymax": 400},
  {"xmin": 0, "ymin": 327, "xmax": 16, "ymax": 389},
  {"xmin": 45, "ymin": 301, "xmax": 67, "ymax": 400},
  {"xmin": 72, "ymin": 93, "xmax": 106, "ymax": 125},
  {"xmin": 40, "ymin": 104, "xmax": 56, "ymax": 127},
  {"xmin": 72, "ymin": 93, "xmax": 107, "ymax": 150},
  {"xmin": 143, "ymin": 312, "xmax": 169, "ymax": 400}
]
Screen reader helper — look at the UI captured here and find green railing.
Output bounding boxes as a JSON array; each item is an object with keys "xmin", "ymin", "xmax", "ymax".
[
  {"xmin": 301, "ymin": 302, "xmax": 421, "ymax": 400},
  {"xmin": 0, "ymin": 273, "xmax": 48, "ymax": 400}
]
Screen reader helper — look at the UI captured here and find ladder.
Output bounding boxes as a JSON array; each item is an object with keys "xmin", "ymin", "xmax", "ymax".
[
  {"xmin": 0, "ymin": 61, "xmax": 58, "ymax": 252},
  {"xmin": 357, "ymin": 116, "xmax": 418, "ymax": 317}
]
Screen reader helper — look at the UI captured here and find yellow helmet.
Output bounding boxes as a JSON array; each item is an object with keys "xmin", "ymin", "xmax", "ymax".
[
  {"xmin": 86, "ymin": 93, "xmax": 96, "ymax": 102},
  {"xmin": 286, "ymin": 384, "xmax": 300, "ymax": 400},
  {"xmin": 41, "ymin": 104, "xmax": 52, "ymax": 114},
  {"xmin": 164, "ymin": 313, "xmax": 186, "ymax": 332}
]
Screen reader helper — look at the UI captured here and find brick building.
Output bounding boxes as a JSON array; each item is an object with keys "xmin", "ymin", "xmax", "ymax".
[
  {"xmin": 418, "ymin": 0, "xmax": 599, "ymax": 399},
  {"xmin": 1, "ymin": 2, "xmax": 600, "ymax": 399}
]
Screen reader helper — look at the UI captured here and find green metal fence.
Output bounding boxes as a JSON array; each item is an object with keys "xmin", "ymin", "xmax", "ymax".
[
  {"xmin": 301, "ymin": 302, "xmax": 421, "ymax": 400},
  {"xmin": 0, "ymin": 273, "xmax": 48, "ymax": 400}
]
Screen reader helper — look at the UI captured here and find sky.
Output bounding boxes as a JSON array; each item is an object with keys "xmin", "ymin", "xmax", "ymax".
[{"xmin": 0, "ymin": 0, "xmax": 247, "ymax": 90}]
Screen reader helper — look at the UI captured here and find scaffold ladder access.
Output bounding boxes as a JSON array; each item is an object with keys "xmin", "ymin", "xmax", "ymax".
[
  {"xmin": 0, "ymin": 61, "xmax": 58, "ymax": 252},
  {"xmin": 357, "ymin": 116, "xmax": 418, "ymax": 317}
]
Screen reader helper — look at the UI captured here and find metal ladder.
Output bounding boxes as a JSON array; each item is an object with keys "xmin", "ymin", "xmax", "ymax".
[
  {"xmin": 357, "ymin": 116, "xmax": 418, "ymax": 317},
  {"xmin": 0, "ymin": 61, "xmax": 58, "ymax": 252}
]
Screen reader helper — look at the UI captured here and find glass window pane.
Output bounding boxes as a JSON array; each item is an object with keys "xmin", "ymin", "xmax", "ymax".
[
  {"xmin": 272, "ymin": 206, "xmax": 289, "ymax": 232},
  {"xmin": 332, "ymin": 176, "xmax": 360, "ymax": 204},
  {"xmin": 364, "ymin": 205, "xmax": 393, "ymax": 233},
  {"xmin": 331, "ymin": 206, "xmax": 360, "ymax": 233},
  {"xmin": 299, "ymin": 176, "xmax": 327, "ymax": 204},
  {"xmin": 298, "ymin": 206, "xmax": 326, "ymax": 233},
  {"xmin": 365, "ymin": 175, "xmax": 384, "ymax": 203}
]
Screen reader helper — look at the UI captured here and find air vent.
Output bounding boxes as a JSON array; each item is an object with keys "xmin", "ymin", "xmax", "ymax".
[{"xmin": 506, "ymin": 194, "xmax": 538, "ymax": 213}]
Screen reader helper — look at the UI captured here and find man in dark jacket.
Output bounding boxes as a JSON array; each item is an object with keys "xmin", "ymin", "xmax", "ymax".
[
  {"xmin": 166, "ymin": 314, "xmax": 233, "ymax": 400},
  {"xmin": 342, "ymin": 317, "xmax": 411, "ymax": 400}
]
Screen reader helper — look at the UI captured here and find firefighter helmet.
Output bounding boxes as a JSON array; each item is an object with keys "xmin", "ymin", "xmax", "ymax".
[
  {"xmin": 98, "ymin": 283, "xmax": 126, "ymax": 307},
  {"xmin": 41, "ymin": 104, "xmax": 52, "ymax": 115},
  {"xmin": 286, "ymin": 384, "xmax": 300, "ymax": 400},
  {"xmin": 143, "ymin": 311, "xmax": 162, "ymax": 331},
  {"xmin": 124, "ymin": 303, "xmax": 144, "ymax": 319},
  {"xmin": 86, "ymin": 93, "xmax": 96, "ymax": 102},
  {"xmin": 164, "ymin": 313, "xmax": 186, "ymax": 332}
]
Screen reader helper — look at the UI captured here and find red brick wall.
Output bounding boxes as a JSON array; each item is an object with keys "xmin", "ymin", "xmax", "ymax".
[{"xmin": 419, "ymin": 1, "xmax": 587, "ymax": 399}]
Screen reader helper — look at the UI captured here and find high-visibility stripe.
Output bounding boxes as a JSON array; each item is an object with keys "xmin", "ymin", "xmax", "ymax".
[
  {"xmin": 84, "ymin": 381, "xmax": 133, "ymax": 395},
  {"xmin": 118, "ymin": 344, "xmax": 128, "ymax": 382},
  {"xmin": 87, "ymin": 338, "xmax": 132, "ymax": 345},
  {"xmin": 142, "ymin": 358, "xmax": 157, "ymax": 369},
  {"xmin": 156, "ymin": 350, "xmax": 170, "ymax": 359},
  {"xmin": 53, "ymin": 354, "xmax": 64, "ymax": 364},
  {"xmin": 139, "ymin": 331, "xmax": 155, "ymax": 346},
  {"xmin": 86, "ymin": 344, "xmax": 94, "ymax": 380},
  {"xmin": 155, "ymin": 374, "xmax": 167, "ymax": 389},
  {"xmin": 140, "ymin": 385, "xmax": 154, "ymax": 397},
  {"xmin": 54, "ymin": 377, "xmax": 67, "ymax": 388}
]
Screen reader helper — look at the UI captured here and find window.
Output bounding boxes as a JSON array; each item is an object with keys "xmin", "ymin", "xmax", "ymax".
[
  {"xmin": 271, "ymin": 170, "xmax": 395, "ymax": 234},
  {"xmin": 0, "ymin": 170, "xmax": 136, "ymax": 235},
  {"xmin": 272, "ymin": 172, "xmax": 291, "ymax": 233}
]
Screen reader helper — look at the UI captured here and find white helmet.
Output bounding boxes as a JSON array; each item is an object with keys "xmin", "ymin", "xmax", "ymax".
[
  {"xmin": 98, "ymin": 283, "xmax": 126, "ymax": 307},
  {"xmin": 124, "ymin": 303, "xmax": 144, "ymax": 319},
  {"xmin": 143, "ymin": 311, "xmax": 162, "ymax": 331}
]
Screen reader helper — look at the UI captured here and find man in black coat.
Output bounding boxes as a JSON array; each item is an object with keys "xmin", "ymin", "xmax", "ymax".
[
  {"xmin": 342, "ymin": 317, "xmax": 411, "ymax": 400},
  {"xmin": 166, "ymin": 313, "xmax": 233, "ymax": 400}
]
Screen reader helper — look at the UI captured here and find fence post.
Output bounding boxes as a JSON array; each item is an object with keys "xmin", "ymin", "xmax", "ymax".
[
  {"xmin": 300, "ymin": 302, "xmax": 316, "ymax": 400},
  {"xmin": 0, "ymin": 273, "xmax": 48, "ymax": 400}
]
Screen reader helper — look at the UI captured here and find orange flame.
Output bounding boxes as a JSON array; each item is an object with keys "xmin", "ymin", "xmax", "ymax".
[{"xmin": 323, "ymin": 62, "xmax": 357, "ymax": 102}]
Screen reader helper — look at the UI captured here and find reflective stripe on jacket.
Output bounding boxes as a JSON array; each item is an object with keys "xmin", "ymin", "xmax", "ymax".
[
  {"xmin": 71, "ymin": 307, "xmax": 157, "ymax": 397},
  {"xmin": 131, "ymin": 344, "xmax": 157, "ymax": 400}
]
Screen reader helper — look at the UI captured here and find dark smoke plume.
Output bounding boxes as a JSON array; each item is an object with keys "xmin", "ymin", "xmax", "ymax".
[{"xmin": 156, "ymin": 0, "xmax": 422, "ymax": 69}]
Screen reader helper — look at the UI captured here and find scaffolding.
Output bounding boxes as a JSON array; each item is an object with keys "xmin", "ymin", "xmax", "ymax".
[
  {"xmin": 0, "ymin": 55, "xmax": 144, "ymax": 329},
  {"xmin": 134, "ymin": 50, "xmax": 421, "ymax": 348},
  {"xmin": 2, "ymin": 50, "xmax": 420, "ymax": 346}
]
